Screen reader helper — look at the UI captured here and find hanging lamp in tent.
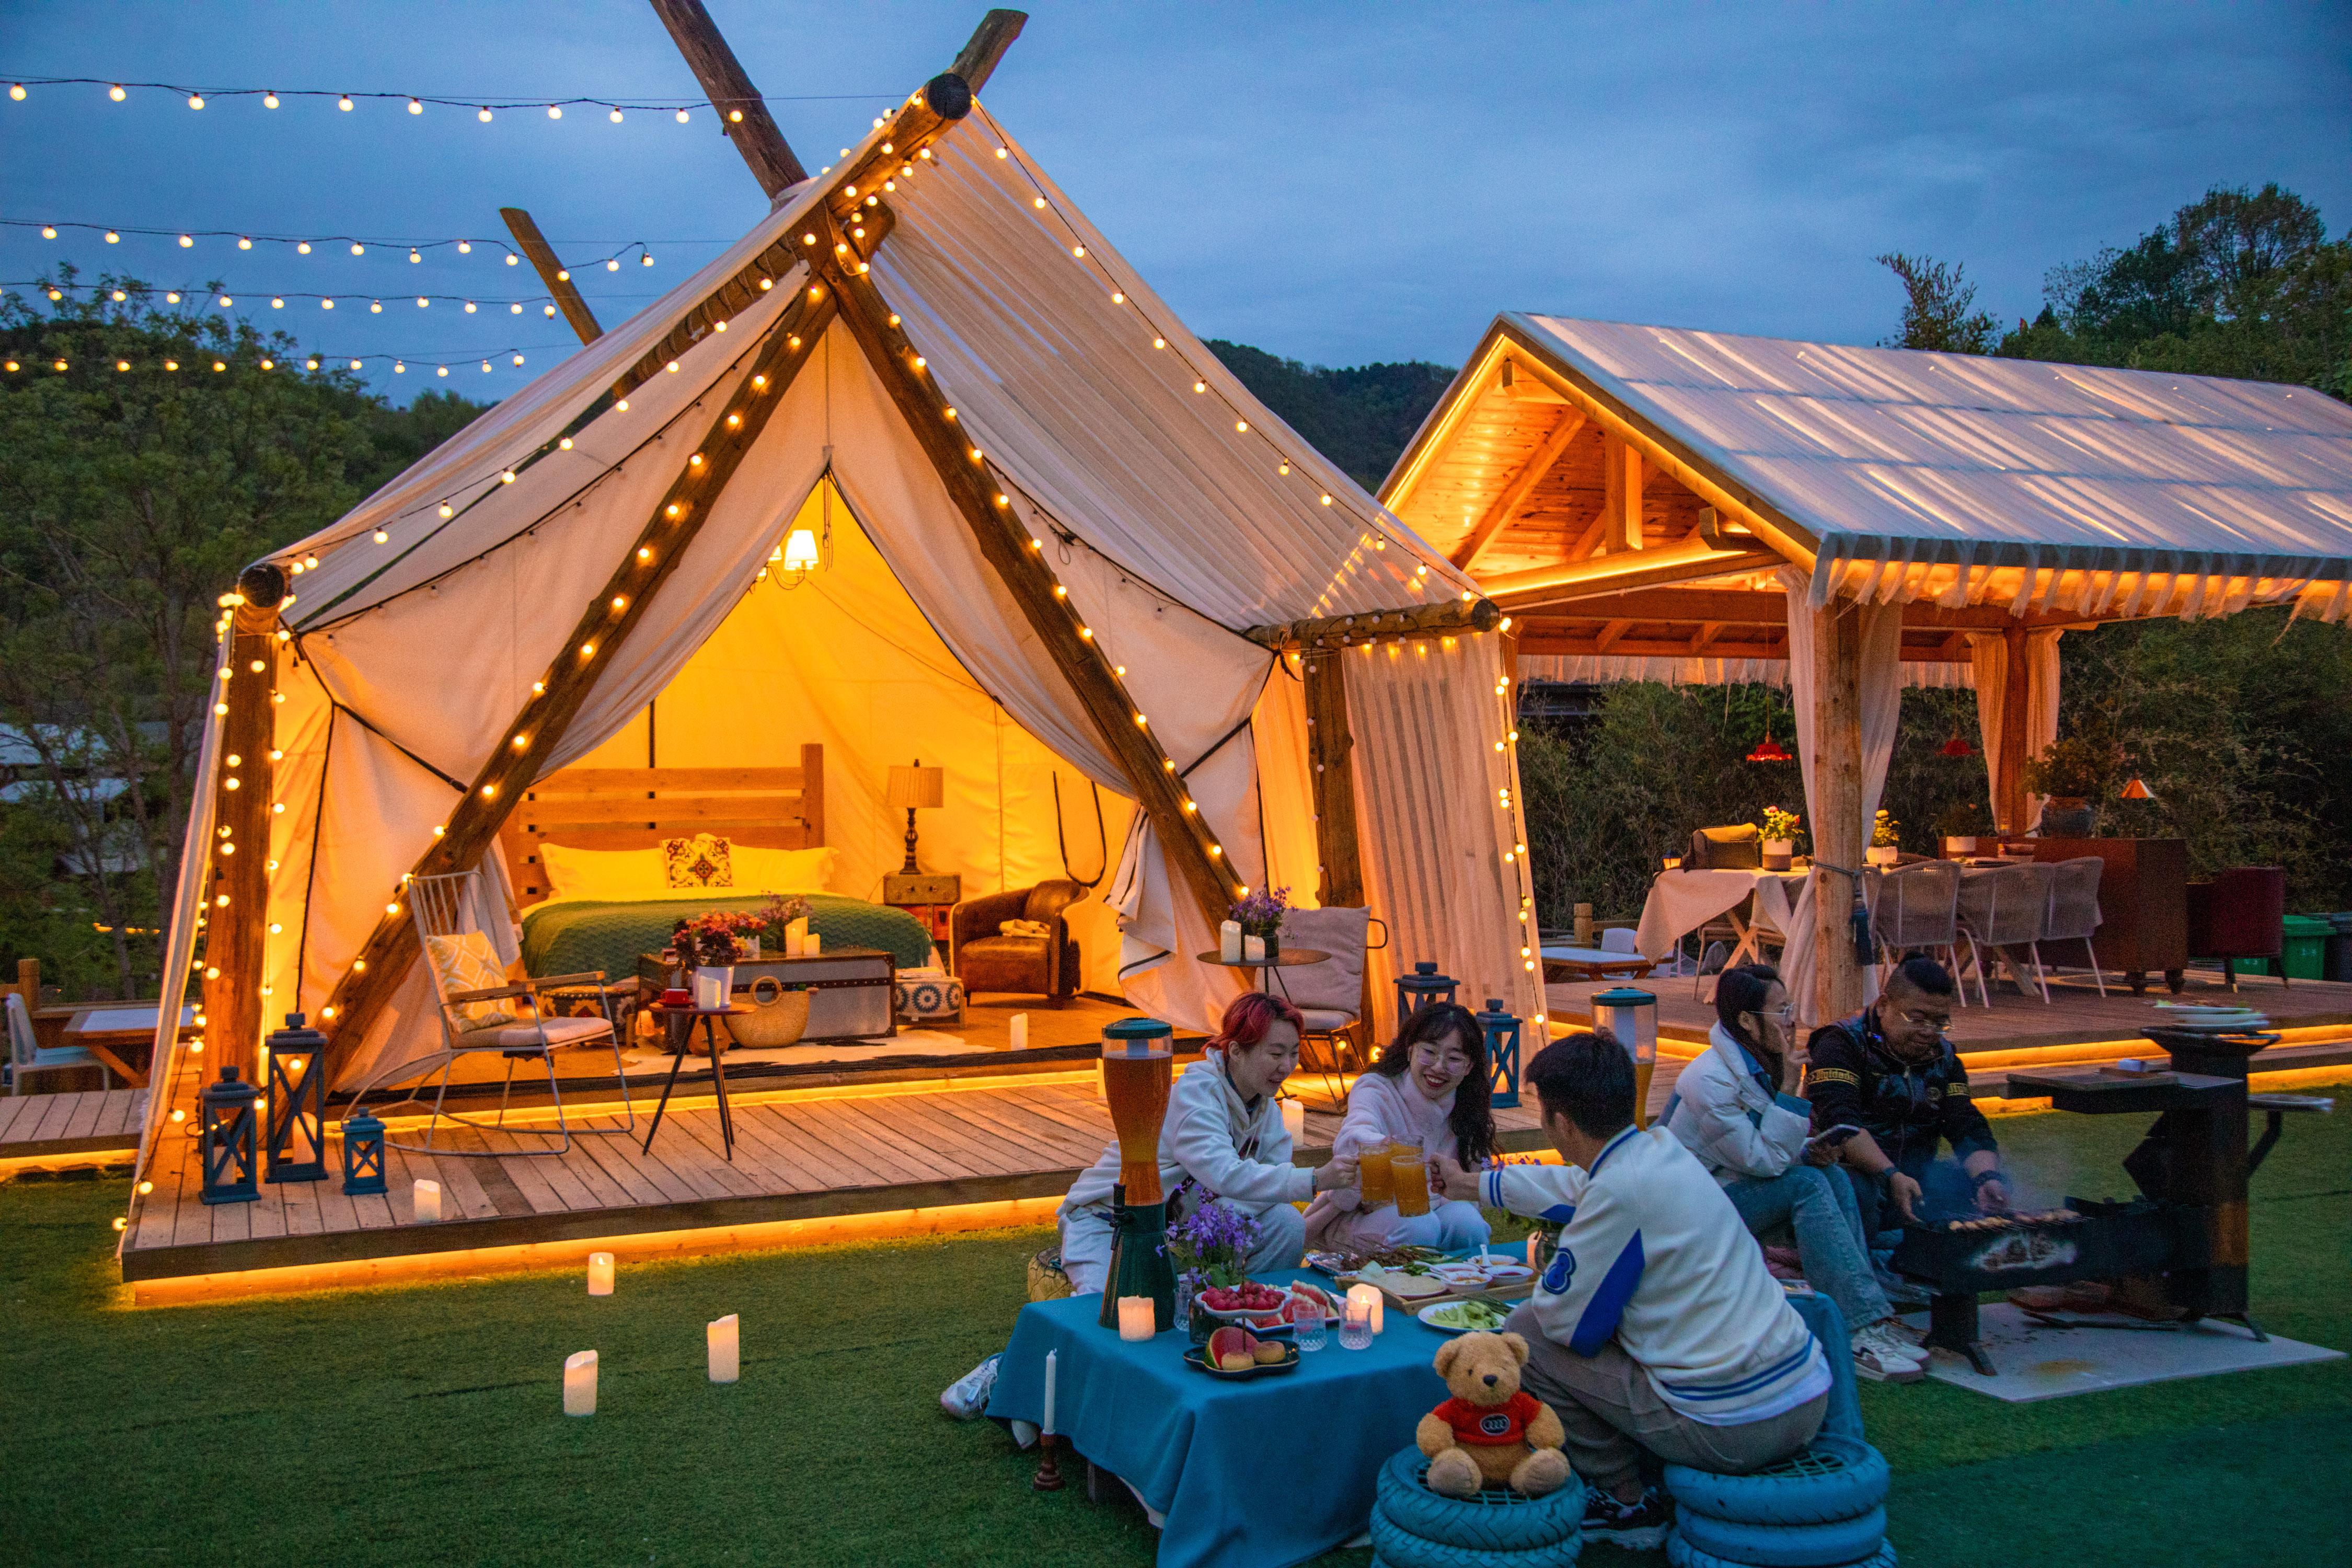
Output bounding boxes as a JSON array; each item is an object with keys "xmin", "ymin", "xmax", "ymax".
[
  {"xmin": 1938, "ymin": 727, "xmax": 1978, "ymax": 758},
  {"xmin": 1746, "ymin": 727, "xmax": 1793, "ymax": 763}
]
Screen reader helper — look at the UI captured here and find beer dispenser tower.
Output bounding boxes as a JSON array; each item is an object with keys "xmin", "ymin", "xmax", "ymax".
[{"xmin": 1096, "ymin": 1017, "xmax": 1178, "ymax": 1331}]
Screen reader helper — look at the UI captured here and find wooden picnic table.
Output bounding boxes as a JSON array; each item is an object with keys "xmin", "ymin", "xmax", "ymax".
[{"xmin": 56, "ymin": 1004, "xmax": 194, "ymax": 1089}]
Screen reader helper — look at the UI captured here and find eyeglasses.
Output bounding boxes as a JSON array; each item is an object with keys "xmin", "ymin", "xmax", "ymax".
[
  {"xmin": 1897, "ymin": 1009, "xmax": 1952, "ymax": 1031},
  {"xmin": 1410, "ymin": 1042, "xmax": 1473, "ymax": 1072}
]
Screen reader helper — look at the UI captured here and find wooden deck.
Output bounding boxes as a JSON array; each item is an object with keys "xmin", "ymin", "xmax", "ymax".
[{"xmin": 0, "ymin": 1088, "xmax": 147, "ymax": 1161}]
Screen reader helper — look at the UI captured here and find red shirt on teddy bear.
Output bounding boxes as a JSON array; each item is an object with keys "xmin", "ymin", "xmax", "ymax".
[{"xmin": 1431, "ymin": 1391, "xmax": 1543, "ymax": 1447}]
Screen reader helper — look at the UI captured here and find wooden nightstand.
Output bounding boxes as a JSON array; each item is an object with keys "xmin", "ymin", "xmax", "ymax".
[{"xmin": 883, "ymin": 872, "xmax": 961, "ymax": 960}]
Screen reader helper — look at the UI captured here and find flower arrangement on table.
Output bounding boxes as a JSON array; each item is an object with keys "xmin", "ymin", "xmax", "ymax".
[
  {"xmin": 675, "ymin": 909, "xmax": 767, "ymax": 965},
  {"xmin": 1229, "ymin": 885, "xmax": 1290, "ymax": 938},
  {"xmin": 1759, "ymin": 807, "xmax": 1802, "ymax": 844},
  {"xmin": 1162, "ymin": 1189, "xmax": 1272, "ymax": 1335},
  {"xmin": 759, "ymin": 891, "xmax": 812, "ymax": 942},
  {"xmin": 1871, "ymin": 810, "xmax": 1901, "ymax": 847}
]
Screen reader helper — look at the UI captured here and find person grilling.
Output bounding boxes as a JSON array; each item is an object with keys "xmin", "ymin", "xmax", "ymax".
[
  {"xmin": 1807, "ymin": 955, "xmax": 2008, "ymax": 1252},
  {"xmin": 1659, "ymin": 963, "xmax": 1928, "ymax": 1382},
  {"xmin": 1433, "ymin": 1032, "xmax": 1830, "ymax": 1551}
]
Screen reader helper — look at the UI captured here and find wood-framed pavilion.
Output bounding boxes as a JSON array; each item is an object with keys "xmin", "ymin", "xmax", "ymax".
[{"xmin": 1386, "ymin": 313, "xmax": 2352, "ymax": 1023}]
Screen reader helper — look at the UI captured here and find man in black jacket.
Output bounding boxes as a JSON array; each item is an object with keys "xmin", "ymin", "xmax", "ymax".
[{"xmin": 1806, "ymin": 956, "xmax": 2008, "ymax": 1244}]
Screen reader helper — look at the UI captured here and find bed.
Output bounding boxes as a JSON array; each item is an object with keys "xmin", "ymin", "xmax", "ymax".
[{"xmin": 501, "ymin": 747, "xmax": 936, "ymax": 978}]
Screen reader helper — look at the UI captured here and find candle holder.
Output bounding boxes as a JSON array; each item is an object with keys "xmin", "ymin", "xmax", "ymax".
[
  {"xmin": 199, "ymin": 1065, "xmax": 261, "ymax": 1205},
  {"xmin": 1474, "ymin": 998, "xmax": 1522, "ymax": 1110},
  {"xmin": 1032, "ymin": 1432, "xmax": 1066, "ymax": 1491},
  {"xmin": 264, "ymin": 1013, "xmax": 329, "ymax": 1183},
  {"xmin": 340, "ymin": 1107, "xmax": 387, "ymax": 1195},
  {"xmin": 1394, "ymin": 961, "xmax": 1458, "ymax": 1023}
]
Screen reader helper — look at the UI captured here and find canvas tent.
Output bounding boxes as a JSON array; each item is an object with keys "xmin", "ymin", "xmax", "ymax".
[
  {"xmin": 135, "ymin": 67, "xmax": 1543, "ymax": 1184},
  {"xmin": 1385, "ymin": 312, "xmax": 2352, "ymax": 1022}
]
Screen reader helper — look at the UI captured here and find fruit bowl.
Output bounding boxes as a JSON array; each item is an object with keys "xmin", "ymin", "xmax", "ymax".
[{"xmin": 1194, "ymin": 1281, "xmax": 1295, "ymax": 1328}]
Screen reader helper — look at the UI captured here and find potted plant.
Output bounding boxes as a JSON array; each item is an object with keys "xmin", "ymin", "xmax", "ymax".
[
  {"xmin": 1758, "ymin": 808, "xmax": 1802, "ymax": 870},
  {"xmin": 1162, "ymin": 1191, "xmax": 1263, "ymax": 1343},
  {"xmin": 1867, "ymin": 810, "xmax": 1902, "ymax": 867},
  {"xmin": 1933, "ymin": 800, "xmax": 1990, "ymax": 857},
  {"xmin": 1229, "ymin": 885, "xmax": 1291, "ymax": 962},
  {"xmin": 2022, "ymin": 736, "xmax": 2114, "ymax": 837},
  {"xmin": 678, "ymin": 913, "xmax": 758, "ymax": 1011}
]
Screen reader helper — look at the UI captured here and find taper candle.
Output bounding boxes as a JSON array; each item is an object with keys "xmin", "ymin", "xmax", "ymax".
[
  {"xmin": 586, "ymin": 1251, "xmax": 614, "ymax": 1296},
  {"xmin": 1042, "ymin": 1348, "xmax": 1058, "ymax": 1436},
  {"xmin": 563, "ymin": 1350, "xmax": 597, "ymax": 1416},
  {"xmin": 708, "ymin": 1314, "xmax": 740, "ymax": 1383},
  {"xmin": 412, "ymin": 1178, "xmax": 441, "ymax": 1224}
]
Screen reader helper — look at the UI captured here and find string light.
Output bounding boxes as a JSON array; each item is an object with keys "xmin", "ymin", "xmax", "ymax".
[
  {"xmin": 6, "ymin": 218, "xmax": 656, "ymax": 272},
  {"xmin": 3, "ymin": 75, "xmax": 883, "ymax": 118}
]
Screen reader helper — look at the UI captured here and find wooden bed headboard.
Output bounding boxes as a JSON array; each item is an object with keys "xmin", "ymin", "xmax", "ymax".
[{"xmin": 501, "ymin": 743, "xmax": 825, "ymax": 907}]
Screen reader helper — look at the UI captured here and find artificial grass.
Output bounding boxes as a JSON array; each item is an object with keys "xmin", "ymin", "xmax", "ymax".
[{"xmin": 2, "ymin": 1100, "xmax": 2345, "ymax": 1567}]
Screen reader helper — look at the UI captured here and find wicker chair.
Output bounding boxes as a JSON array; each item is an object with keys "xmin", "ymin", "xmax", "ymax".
[
  {"xmin": 1863, "ymin": 861, "xmax": 1968, "ymax": 1004},
  {"xmin": 1956, "ymin": 863, "xmax": 2056, "ymax": 1006},
  {"xmin": 2034, "ymin": 857, "xmax": 2108, "ymax": 998}
]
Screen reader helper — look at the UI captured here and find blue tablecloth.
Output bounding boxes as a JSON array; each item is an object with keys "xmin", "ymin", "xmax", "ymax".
[{"xmin": 987, "ymin": 1272, "xmax": 1450, "ymax": 1568}]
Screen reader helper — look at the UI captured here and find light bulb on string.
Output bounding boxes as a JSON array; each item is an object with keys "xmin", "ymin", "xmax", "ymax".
[
  {"xmin": 409, "ymin": 248, "xmax": 421, "ymax": 263},
  {"xmin": 109, "ymin": 84, "xmax": 125, "ymax": 101},
  {"xmin": 457, "ymin": 239, "xmax": 471, "ymax": 253},
  {"xmin": 608, "ymin": 107, "xmax": 622, "ymax": 122},
  {"xmin": 478, "ymin": 106, "xmax": 492, "ymax": 122},
  {"xmin": 675, "ymin": 108, "xmax": 689, "ymax": 123},
  {"xmin": 263, "ymin": 91, "xmax": 280, "ymax": 108},
  {"xmin": 40, "ymin": 225, "xmax": 55, "ymax": 238},
  {"xmin": 407, "ymin": 98, "xmax": 422, "ymax": 114},
  {"xmin": 297, "ymin": 240, "xmax": 311, "ymax": 253},
  {"xmin": 546, "ymin": 104, "xmax": 562, "ymax": 119},
  {"xmin": 338, "ymin": 95, "xmax": 354, "ymax": 111},
  {"xmin": 187, "ymin": 93, "xmax": 204, "ymax": 110}
]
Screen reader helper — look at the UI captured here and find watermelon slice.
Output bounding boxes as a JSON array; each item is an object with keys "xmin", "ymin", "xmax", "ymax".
[
  {"xmin": 1282, "ymin": 1294, "xmax": 1322, "ymax": 1325},
  {"xmin": 1206, "ymin": 1325, "xmax": 1260, "ymax": 1372}
]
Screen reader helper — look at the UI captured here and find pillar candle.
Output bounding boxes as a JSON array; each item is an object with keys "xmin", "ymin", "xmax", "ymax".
[
  {"xmin": 1281, "ymin": 1100, "xmax": 1305, "ymax": 1146},
  {"xmin": 1243, "ymin": 934, "xmax": 1266, "ymax": 962},
  {"xmin": 563, "ymin": 1350, "xmax": 597, "ymax": 1416},
  {"xmin": 708, "ymin": 1314, "xmax": 740, "ymax": 1383},
  {"xmin": 586, "ymin": 1251, "xmax": 614, "ymax": 1296},
  {"xmin": 1042, "ymin": 1348, "xmax": 1058, "ymax": 1436},
  {"xmin": 805, "ymin": 930, "xmax": 821, "ymax": 955},
  {"xmin": 412, "ymin": 1178, "xmax": 441, "ymax": 1224},
  {"xmin": 1117, "ymin": 1295, "xmax": 1155, "ymax": 1342},
  {"xmin": 1009, "ymin": 1013, "xmax": 1029, "ymax": 1051},
  {"xmin": 1346, "ymin": 1281, "xmax": 1384, "ymax": 1334},
  {"xmin": 1219, "ymin": 919, "xmax": 1243, "ymax": 962},
  {"xmin": 785, "ymin": 921, "xmax": 803, "ymax": 958}
]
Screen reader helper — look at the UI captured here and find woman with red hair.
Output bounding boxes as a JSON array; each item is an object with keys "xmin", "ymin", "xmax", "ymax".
[{"xmin": 1055, "ymin": 993, "xmax": 1361, "ymax": 1294}]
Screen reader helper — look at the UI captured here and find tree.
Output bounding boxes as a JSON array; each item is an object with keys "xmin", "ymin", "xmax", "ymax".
[
  {"xmin": 1204, "ymin": 340, "xmax": 1455, "ymax": 490},
  {"xmin": 1874, "ymin": 253, "xmax": 1998, "ymax": 354},
  {"xmin": 0, "ymin": 273, "xmax": 486, "ymax": 996}
]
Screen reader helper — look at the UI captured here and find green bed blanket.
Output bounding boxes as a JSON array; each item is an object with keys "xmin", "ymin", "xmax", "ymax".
[{"xmin": 519, "ymin": 894, "xmax": 935, "ymax": 981}]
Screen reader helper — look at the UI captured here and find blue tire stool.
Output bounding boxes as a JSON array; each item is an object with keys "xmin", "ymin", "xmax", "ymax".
[
  {"xmin": 1370, "ymin": 1445, "xmax": 1585, "ymax": 1566},
  {"xmin": 1675, "ymin": 1504, "xmax": 1888, "ymax": 1566},
  {"xmin": 1667, "ymin": 1533, "xmax": 1897, "ymax": 1568},
  {"xmin": 1663, "ymin": 1434, "xmax": 1889, "ymax": 1526}
]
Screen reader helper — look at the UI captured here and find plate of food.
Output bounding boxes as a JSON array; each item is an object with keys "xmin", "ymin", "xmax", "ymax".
[
  {"xmin": 1184, "ymin": 1326, "xmax": 1301, "ymax": 1379},
  {"xmin": 1418, "ymin": 1298, "xmax": 1514, "ymax": 1334},
  {"xmin": 1355, "ymin": 1263, "xmax": 1453, "ymax": 1301},
  {"xmin": 1194, "ymin": 1279, "xmax": 1295, "ymax": 1327}
]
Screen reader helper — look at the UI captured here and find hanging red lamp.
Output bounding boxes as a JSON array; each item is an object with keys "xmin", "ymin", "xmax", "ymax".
[
  {"xmin": 1746, "ymin": 728, "xmax": 1793, "ymax": 763},
  {"xmin": 1938, "ymin": 730, "xmax": 1978, "ymax": 758}
]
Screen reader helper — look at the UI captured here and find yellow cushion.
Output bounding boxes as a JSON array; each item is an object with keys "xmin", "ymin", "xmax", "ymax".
[
  {"xmin": 539, "ymin": 843, "xmax": 666, "ymax": 901},
  {"xmin": 729, "ymin": 844, "xmax": 839, "ymax": 893},
  {"xmin": 663, "ymin": 833, "xmax": 734, "ymax": 889},
  {"xmin": 424, "ymin": 932, "xmax": 525, "ymax": 1033}
]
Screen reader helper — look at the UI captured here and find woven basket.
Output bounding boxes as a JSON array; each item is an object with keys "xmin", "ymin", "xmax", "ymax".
[
  {"xmin": 1027, "ymin": 1246, "xmax": 1072, "ymax": 1302},
  {"xmin": 723, "ymin": 975, "xmax": 811, "ymax": 1048}
]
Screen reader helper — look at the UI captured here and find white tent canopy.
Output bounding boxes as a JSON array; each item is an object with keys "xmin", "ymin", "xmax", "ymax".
[{"xmin": 146, "ymin": 103, "xmax": 1542, "ymax": 1135}]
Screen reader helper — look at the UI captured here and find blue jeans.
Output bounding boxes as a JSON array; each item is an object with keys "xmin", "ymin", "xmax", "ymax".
[{"xmin": 1723, "ymin": 1165, "xmax": 1890, "ymax": 1331}]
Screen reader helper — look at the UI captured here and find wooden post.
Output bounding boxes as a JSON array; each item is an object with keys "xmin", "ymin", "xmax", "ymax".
[
  {"xmin": 1996, "ymin": 622, "xmax": 2030, "ymax": 835},
  {"xmin": 499, "ymin": 209, "xmax": 604, "ymax": 344},
  {"xmin": 1809, "ymin": 599, "xmax": 1867, "ymax": 1024},
  {"xmin": 316, "ymin": 288, "xmax": 837, "ymax": 1076},
  {"xmin": 1300, "ymin": 651, "xmax": 1365, "ymax": 908},
  {"xmin": 201, "ymin": 563, "xmax": 286, "ymax": 1080},
  {"xmin": 647, "ymin": 0, "xmax": 811, "ymax": 199},
  {"xmin": 811, "ymin": 210, "xmax": 1239, "ymax": 931},
  {"xmin": 1245, "ymin": 597, "xmax": 1500, "ymax": 651},
  {"xmin": 1601, "ymin": 432, "xmax": 1643, "ymax": 554}
]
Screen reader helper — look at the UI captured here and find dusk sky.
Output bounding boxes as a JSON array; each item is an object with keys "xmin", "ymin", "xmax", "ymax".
[{"xmin": 5, "ymin": 2, "xmax": 2346, "ymax": 401}]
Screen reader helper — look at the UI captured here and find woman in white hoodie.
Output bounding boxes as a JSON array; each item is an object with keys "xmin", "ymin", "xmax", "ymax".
[
  {"xmin": 1661, "ymin": 964, "xmax": 1926, "ymax": 1383},
  {"xmin": 1057, "ymin": 994, "xmax": 1360, "ymax": 1295},
  {"xmin": 1305, "ymin": 1002, "xmax": 1495, "ymax": 1253}
]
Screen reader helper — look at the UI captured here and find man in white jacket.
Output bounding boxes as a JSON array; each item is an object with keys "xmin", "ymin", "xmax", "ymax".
[
  {"xmin": 1437, "ymin": 1032, "xmax": 1829, "ymax": 1550},
  {"xmin": 1058, "ymin": 994, "xmax": 1359, "ymax": 1295}
]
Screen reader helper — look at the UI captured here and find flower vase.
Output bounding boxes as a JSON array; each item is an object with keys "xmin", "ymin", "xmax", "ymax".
[
  {"xmin": 1177, "ymin": 1276, "xmax": 1213, "ymax": 1344},
  {"xmin": 1261, "ymin": 931, "xmax": 1280, "ymax": 964},
  {"xmin": 1761, "ymin": 838, "xmax": 1794, "ymax": 871},
  {"xmin": 1866, "ymin": 845, "xmax": 1900, "ymax": 867},
  {"xmin": 691, "ymin": 966, "xmax": 734, "ymax": 1010}
]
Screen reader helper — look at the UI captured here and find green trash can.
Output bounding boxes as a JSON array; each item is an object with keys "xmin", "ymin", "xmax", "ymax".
[{"xmin": 2281, "ymin": 914, "xmax": 2331, "ymax": 981}]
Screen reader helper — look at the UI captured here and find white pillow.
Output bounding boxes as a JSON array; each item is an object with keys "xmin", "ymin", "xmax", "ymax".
[
  {"xmin": 730, "ymin": 844, "xmax": 839, "ymax": 894},
  {"xmin": 538, "ymin": 843, "xmax": 666, "ymax": 902}
]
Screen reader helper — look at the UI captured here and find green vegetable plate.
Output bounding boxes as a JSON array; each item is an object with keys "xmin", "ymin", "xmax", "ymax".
[{"xmin": 1417, "ymin": 1299, "xmax": 1513, "ymax": 1334}]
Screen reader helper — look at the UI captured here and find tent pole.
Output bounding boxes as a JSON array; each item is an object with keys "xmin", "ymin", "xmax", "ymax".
[
  {"xmin": 1809, "ymin": 599, "xmax": 1869, "ymax": 1024},
  {"xmin": 1996, "ymin": 622, "xmax": 2030, "ymax": 834},
  {"xmin": 314, "ymin": 288, "xmax": 838, "ymax": 1078},
  {"xmin": 499, "ymin": 209, "xmax": 603, "ymax": 344},
  {"xmin": 645, "ymin": 0, "xmax": 811, "ymax": 199},
  {"xmin": 200, "ymin": 563, "xmax": 287, "ymax": 1080},
  {"xmin": 1300, "ymin": 651, "xmax": 1365, "ymax": 910},
  {"xmin": 809, "ymin": 208, "xmax": 1241, "ymax": 931}
]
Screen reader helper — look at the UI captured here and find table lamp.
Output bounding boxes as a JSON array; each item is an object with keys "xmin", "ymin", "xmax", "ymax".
[
  {"xmin": 1096, "ymin": 1017, "xmax": 1177, "ymax": 1332},
  {"xmin": 1591, "ymin": 987, "xmax": 1657, "ymax": 1128},
  {"xmin": 886, "ymin": 759, "xmax": 946, "ymax": 874}
]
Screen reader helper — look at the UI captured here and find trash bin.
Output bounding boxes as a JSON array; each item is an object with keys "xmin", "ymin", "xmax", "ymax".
[
  {"xmin": 2324, "ymin": 913, "xmax": 2352, "ymax": 985},
  {"xmin": 2280, "ymin": 914, "xmax": 2330, "ymax": 981}
]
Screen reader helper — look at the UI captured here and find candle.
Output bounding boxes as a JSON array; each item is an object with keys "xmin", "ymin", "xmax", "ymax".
[
  {"xmin": 586, "ymin": 1251, "xmax": 614, "ymax": 1296},
  {"xmin": 805, "ymin": 929, "xmax": 821, "ymax": 955},
  {"xmin": 1042, "ymin": 1348, "xmax": 1058, "ymax": 1436},
  {"xmin": 1117, "ymin": 1295, "xmax": 1155, "ymax": 1341},
  {"xmin": 412, "ymin": 1178, "xmax": 441, "ymax": 1224},
  {"xmin": 708, "ymin": 1314, "xmax": 740, "ymax": 1383},
  {"xmin": 562, "ymin": 1350, "xmax": 597, "ymax": 1416},
  {"xmin": 785, "ymin": 920, "xmax": 803, "ymax": 958},
  {"xmin": 1219, "ymin": 918, "xmax": 1243, "ymax": 963},
  {"xmin": 1346, "ymin": 1281, "xmax": 1384, "ymax": 1334},
  {"xmin": 1281, "ymin": 1100, "xmax": 1305, "ymax": 1146},
  {"xmin": 1243, "ymin": 933, "xmax": 1266, "ymax": 963},
  {"xmin": 1009, "ymin": 1013, "xmax": 1029, "ymax": 1051}
]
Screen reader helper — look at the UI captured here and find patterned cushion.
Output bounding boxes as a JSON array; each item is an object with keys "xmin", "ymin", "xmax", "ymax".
[
  {"xmin": 894, "ymin": 972, "xmax": 966, "ymax": 1022},
  {"xmin": 424, "ymin": 932, "xmax": 525, "ymax": 1033},
  {"xmin": 662, "ymin": 833, "xmax": 734, "ymax": 889}
]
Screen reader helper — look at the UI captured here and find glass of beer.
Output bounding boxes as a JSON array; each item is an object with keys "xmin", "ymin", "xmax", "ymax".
[
  {"xmin": 1391, "ymin": 1140, "xmax": 1431, "ymax": 1217},
  {"xmin": 1358, "ymin": 1142, "xmax": 1396, "ymax": 1206}
]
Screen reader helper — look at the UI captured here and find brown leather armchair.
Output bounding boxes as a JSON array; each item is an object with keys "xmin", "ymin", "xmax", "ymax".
[{"xmin": 952, "ymin": 880, "xmax": 1087, "ymax": 1004}]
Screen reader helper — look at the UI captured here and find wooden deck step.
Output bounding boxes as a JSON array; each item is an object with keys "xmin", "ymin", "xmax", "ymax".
[{"xmin": 0, "ymin": 1087, "xmax": 147, "ymax": 1160}]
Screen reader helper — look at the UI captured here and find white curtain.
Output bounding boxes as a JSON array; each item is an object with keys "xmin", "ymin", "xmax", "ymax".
[
  {"xmin": 1775, "ymin": 567, "xmax": 1905, "ymax": 1027},
  {"xmin": 1968, "ymin": 630, "xmax": 2063, "ymax": 831}
]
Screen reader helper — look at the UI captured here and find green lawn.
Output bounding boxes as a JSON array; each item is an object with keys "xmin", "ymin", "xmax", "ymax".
[{"xmin": 3, "ymin": 1101, "xmax": 2345, "ymax": 1567}]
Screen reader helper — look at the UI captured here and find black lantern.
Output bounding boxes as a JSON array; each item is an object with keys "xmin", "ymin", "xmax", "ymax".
[
  {"xmin": 341, "ymin": 1107, "xmax": 387, "ymax": 1195},
  {"xmin": 1394, "ymin": 961, "xmax": 1458, "ymax": 1024},
  {"xmin": 1475, "ymin": 998, "xmax": 1523, "ymax": 1110},
  {"xmin": 264, "ymin": 1013, "xmax": 328, "ymax": 1183},
  {"xmin": 200, "ymin": 1065, "xmax": 262, "ymax": 1205}
]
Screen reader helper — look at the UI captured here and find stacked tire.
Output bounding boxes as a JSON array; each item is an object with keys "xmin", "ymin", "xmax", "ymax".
[
  {"xmin": 1368, "ymin": 1445, "xmax": 1586, "ymax": 1568},
  {"xmin": 1662, "ymin": 1434, "xmax": 1894, "ymax": 1568}
]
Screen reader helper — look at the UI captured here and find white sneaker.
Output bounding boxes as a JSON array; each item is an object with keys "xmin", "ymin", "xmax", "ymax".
[
  {"xmin": 1852, "ymin": 1322, "xmax": 1927, "ymax": 1382},
  {"xmin": 940, "ymin": 1353, "xmax": 1001, "ymax": 1419}
]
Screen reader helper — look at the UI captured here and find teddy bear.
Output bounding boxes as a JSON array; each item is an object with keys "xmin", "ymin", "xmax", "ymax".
[{"xmin": 1415, "ymin": 1331, "xmax": 1572, "ymax": 1498}]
